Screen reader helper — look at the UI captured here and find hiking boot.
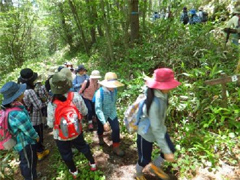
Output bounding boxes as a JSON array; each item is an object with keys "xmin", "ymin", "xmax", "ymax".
[
  {"xmin": 98, "ymin": 136, "xmax": 104, "ymax": 146},
  {"xmin": 149, "ymin": 163, "xmax": 169, "ymax": 180},
  {"xmin": 37, "ymin": 149, "xmax": 50, "ymax": 161},
  {"xmin": 69, "ymin": 169, "xmax": 78, "ymax": 179},
  {"xmin": 113, "ymin": 146, "xmax": 125, "ymax": 157},
  {"xmin": 89, "ymin": 162, "xmax": 97, "ymax": 171},
  {"xmin": 88, "ymin": 123, "xmax": 94, "ymax": 131},
  {"xmin": 135, "ymin": 174, "xmax": 147, "ymax": 180},
  {"xmin": 92, "ymin": 116, "xmax": 97, "ymax": 123}
]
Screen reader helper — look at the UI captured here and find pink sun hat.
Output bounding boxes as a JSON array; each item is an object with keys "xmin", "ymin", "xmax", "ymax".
[{"xmin": 145, "ymin": 68, "xmax": 181, "ymax": 90}]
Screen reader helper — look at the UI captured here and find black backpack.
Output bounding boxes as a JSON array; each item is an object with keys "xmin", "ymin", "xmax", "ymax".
[{"xmin": 182, "ymin": 12, "xmax": 189, "ymax": 24}]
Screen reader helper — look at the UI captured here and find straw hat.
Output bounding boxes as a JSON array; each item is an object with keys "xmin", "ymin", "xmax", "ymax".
[
  {"xmin": 0, "ymin": 82, "xmax": 26, "ymax": 105},
  {"xmin": 145, "ymin": 68, "xmax": 181, "ymax": 90},
  {"xmin": 98, "ymin": 72, "xmax": 124, "ymax": 88},
  {"xmin": 90, "ymin": 70, "xmax": 101, "ymax": 79}
]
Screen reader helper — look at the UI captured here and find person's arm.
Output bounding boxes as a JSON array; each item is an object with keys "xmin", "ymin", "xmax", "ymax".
[
  {"xmin": 47, "ymin": 102, "xmax": 55, "ymax": 128},
  {"xmin": 148, "ymin": 100, "xmax": 172, "ymax": 154},
  {"xmin": 73, "ymin": 76, "xmax": 80, "ymax": 89},
  {"xmin": 72, "ymin": 92, "xmax": 88, "ymax": 116},
  {"xmin": 95, "ymin": 90, "xmax": 107, "ymax": 125}
]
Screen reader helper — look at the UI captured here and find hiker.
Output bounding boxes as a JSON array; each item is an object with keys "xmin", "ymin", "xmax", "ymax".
[
  {"xmin": 135, "ymin": 68, "xmax": 181, "ymax": 180},
  {"xmin": 18, "ymin": 68, "xmax": 50, "ymax": 161},
  {"xmin": 79, "ymin": 70, "xmax": 101, "ymax": 131},
  {"xmin": 197, "ymin": 7, "xmax": 208, "ymax": 23},
  {"xmin": 152, "ymin": 12, "xmax": 160, "ymax": 21},
  {"xmin": 189, "ymin": 9, "xmax": 201, "ymax": 25},
  {"xmin": 226, "ymin": 6, "xmax": 240, "ymax": 45},
  {"xmin": 47, "ymin": 69, "xmax": 96, "ymax": 179},
  {"xmin": 95, "ymin": 72, "xmax": 125, "ymax": 156},
  {"xmin": 0, "ymin": 82, "xmax": 40, "ymax": 180},
  {"xmin": 72, "ymin": 65, "xmax": 89, "ymax": 92},
  {"xmin": 34, "ymin": 75, "xmax": 49, "ymax": 129},
  {"xmin": 180, "ymin": 7, "xmax": 189, "ymax": 25}
]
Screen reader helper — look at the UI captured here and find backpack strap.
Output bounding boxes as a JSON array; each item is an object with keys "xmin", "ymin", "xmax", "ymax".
[
  {"xmin": 67, "ymin": 92, "xmax": 74, "ymax": 101},
  {"xmin": 135, "ymin": 99, "xmax": 146, "ymax": 126},
  {"xmin": 81, "ymin": 79, "xmax": 90, "ymax": 94}
]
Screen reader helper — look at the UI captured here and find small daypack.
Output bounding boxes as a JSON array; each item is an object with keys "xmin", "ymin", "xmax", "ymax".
[
  {"xmin": 123, "ymin": 94, "xmax": 146, "ymax": 134},
  {"xmin": 0, "ymin": 107, "xmax": 21, "ymax": 150},
  {"xmin": 53, "ymin": 92, "xmax": 83, "ymax": 140},
  {"xmin": 124, "ymin": 94, "xmax": 161, "ymax": 134}
]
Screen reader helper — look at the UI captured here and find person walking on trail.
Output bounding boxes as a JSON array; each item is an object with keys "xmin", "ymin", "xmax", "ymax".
[
  {"xmin": 94, "ymin": 72, "xmax": 125, "ymax": 156},
  {"xmin": 135, "ymin": 68, "xmax": 181, "ymax": 180},
  {"xmin": 47, "ymin": 69, "xmax": 96, "ymax": 179},
  {"xmin": 225, "ymin": 6, "xmax": 240, "ymax": 45},
  {"xmin": 0, "ymin": 82, "xmax": 40, "ymax": 180},
  {"xmin": 180, "ymin": 7, "xmax": 189, "ymax": 25},
  {"xmin": 18, "ymin": 68, "xmax": 50, "ymax": 161},
  {"xmin": 72, "ymin": 65, "xmax": 89, "ymax": 92},
  {"xmin": 189, "ymin": 9, "xmax": 201, "ymax": 25},
  {"xmin": 79, "ymin": 70, "xmax": 102, "ymax": 131}
]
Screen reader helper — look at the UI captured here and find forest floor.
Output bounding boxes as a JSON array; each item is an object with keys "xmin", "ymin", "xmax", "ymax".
[{"xmin": 12, "ymin": 122, "xmax": 240, "ymax": 180}]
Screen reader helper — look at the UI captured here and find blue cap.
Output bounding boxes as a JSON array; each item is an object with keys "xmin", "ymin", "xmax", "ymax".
[{"xmin": 190, "ymin": 9, "xmax": 196, "ymax": 14}]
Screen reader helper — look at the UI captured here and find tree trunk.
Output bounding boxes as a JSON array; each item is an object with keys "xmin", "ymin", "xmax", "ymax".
[
  {"xmin": 58, "ymin": 2, "xmax": 74, "ymax": 50},
  {"xmin": 100, "ymin": 0, "xmax": 114, "ymax": 61},
  {"xmin": 130, "ymin": 0, "xmax": 139, "ymax": 42},
  {"xmin": 85, "ymin": 0, "xmax": 96, "ymax": 45},
  {"xmin": 68, "ymin": 0, "xmax": 89, "ymax": 55},
  {"xmin": 142, "ymin": 0, "xmax": 147, "ymax": 32}
]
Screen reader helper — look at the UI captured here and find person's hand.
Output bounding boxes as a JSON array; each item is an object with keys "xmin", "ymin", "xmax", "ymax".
[
  {"xmin": 164, "ymin": 153, "xmax": 175, "ymax": 162},
  {"xmin": 103, "ymin": 123, "xmax": 110, "ymax": 132},
  {"xmin": 36, "ymin": 137, "xmax": 40, "ymax": 142}
]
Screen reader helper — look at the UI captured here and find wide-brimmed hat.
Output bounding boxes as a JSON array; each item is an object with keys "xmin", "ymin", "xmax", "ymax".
[
  {"xmin": 0, "ymin": 82, "xmax": 26, "ymax": 105},
  {"xmin": 50, "ymin": 71, "xmax": 72, "ymax": 94},
  {"xmin": 233, "ymin": 6, "xmax": 240, "ymax": 14},
  {"xmin": 98, "ymin": 72, "xmax": 124, "ymax": 88},
  {"xmin": 19, "ymin": 68, "xmax": 38, "ymax": 84},
  {"xmin": 145, "ymin": 68, "xmax": 181, "ymax": 90},
  {"xmin": 90, "ymin": 70, "xmax": 101, "ymax": 79},
  {"xmin": 60, "ymin": 68, "xmax": 73, "ymax": 81},
  {"xmin": 76, "ymin": 65, "xmax": 87, "ymax": 72}
]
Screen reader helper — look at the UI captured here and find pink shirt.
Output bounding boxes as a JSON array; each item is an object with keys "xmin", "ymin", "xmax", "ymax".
[{"xmin": 79, "ymin": 79, "xmax": 100, "ymax": 100}]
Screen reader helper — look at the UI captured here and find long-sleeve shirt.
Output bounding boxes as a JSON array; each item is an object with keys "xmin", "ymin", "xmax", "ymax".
[
  {"xmin": 47, "ymin": 92, "xmax": 88, "ymax": 140},
  {"xmin": 72, "ymin": 74, "xmax": 89, "ymax": 92},
  {"xmin": 79, "ymin": 79, "xmax": 100, "ymax": 100},
  {"xmin": 8, "ymin": 106, "xmax": 39, "ymax": 152},
  {"xmin": 137, "ymin": 89, "xmax": 171, "ymax": 154},
  {"xmin": 95, "ymin": 87, "xmax": 117, "ymax": 125},
  {"xmin": 23, "ymin": 89, "xmax": 44, "ymax": 126}
]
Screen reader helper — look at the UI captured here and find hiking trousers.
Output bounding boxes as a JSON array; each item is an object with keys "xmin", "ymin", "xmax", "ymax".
[
  {"xmin": 55, "ymin": 133, "xmax": 94, "ymax": 172},
  {"xmin": 19, "ymin": 144, "xmax": 37, "ymax": 180},
  {"xmin": 137, "ymin": 133, "xmax": 175, "ymax": 167},
  {"xmin": 97, "ymin": 117, "xmax": 120, "ymax": 143},
  {"xmin": 83, "ymin": 97, "xmax": 95, "ymax": 121}
]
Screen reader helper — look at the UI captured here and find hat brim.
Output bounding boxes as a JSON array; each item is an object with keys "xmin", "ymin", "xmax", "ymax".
[
  {"xmin": 98, "ymin": 80, "xmax": 124, "ymax": 88},
  {"xmin": 49, "ymin": 78, "xmax": 72, "ymax": 94},
  {"xmin": 2, "ymin": 84, "xmax": 26, "ymax": 105},
  {"xmin": 19, "ymin": 72, "xmax": 38, "ymax": 83},
  {"xmin": 90, "ymin": 75, "xmax": 102, "ymax": 79},
  {"xmin": 146, "ymin": 78, "xmax": 181, "ymax": 90}
]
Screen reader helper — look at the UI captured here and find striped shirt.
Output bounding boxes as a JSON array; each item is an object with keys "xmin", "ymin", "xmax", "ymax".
[
  {"xmin": 95, "ymin": 87, "xmax": 117, "ymax": 125},
  {"xmin": 23, "ymin": 89, "xmax": 44, "ymax": 126},
  {"xmin": 8, "ymin": 106, "xmax": 39, "ymax": 152},
  {"xmin": 47, "ymin": 92, "xmax": 88, "ymax": 140}
]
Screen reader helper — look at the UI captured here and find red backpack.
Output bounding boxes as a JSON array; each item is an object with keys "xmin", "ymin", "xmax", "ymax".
[
  {"xmin": 53, "ymin": 92, "xmax": 83, "ymax": 140},
  {"xmin": 0, "ymin": 107, "xmax": 21, "ymax": 150}
]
